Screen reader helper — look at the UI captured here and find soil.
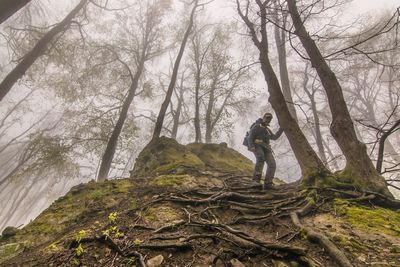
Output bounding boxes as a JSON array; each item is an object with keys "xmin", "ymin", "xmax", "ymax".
[{"xmin": 1, "ymin": 173, "xmax": 399, "ymax": 267}]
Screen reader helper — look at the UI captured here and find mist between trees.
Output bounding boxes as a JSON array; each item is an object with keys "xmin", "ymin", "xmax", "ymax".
[{"xmin": 0, "ymin": 0, "xmax": 399, "ymax": 231}]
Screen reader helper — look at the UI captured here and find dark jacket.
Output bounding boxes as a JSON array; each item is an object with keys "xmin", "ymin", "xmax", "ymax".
[{"xmin": 248, "ymin": 118, "xmax": 284, "ymax": 150}]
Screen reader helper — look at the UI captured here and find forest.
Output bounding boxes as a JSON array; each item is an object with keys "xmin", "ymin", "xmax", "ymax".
[{"xmin": 0, "ymin": 1, "xmax": 399, "ymax": 264}]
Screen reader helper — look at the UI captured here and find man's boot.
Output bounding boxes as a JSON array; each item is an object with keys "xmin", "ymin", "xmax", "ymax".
[
  {"xmin": 251, "ymin": 174, "xmax": 262, "ymax": 187},
  {"xmin": 263, "ymin": 176, "xmax": 273, "ymax": 190}
]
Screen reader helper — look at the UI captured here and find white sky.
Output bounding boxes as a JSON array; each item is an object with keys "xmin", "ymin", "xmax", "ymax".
[{"xmin": 349, "ymin": 0, "xmax": 399, "ymax": 15}]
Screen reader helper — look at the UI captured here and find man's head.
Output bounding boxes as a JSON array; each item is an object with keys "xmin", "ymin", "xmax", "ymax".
[{"xmin": 262, "ymin": 112, "xmax": 272, "ymax": 125}]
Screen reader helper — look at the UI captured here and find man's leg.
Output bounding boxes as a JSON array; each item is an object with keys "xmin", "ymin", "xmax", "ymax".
[
  {"xmin": 264, "ymin": 150, "xmax": 276, "ymax": 188},
  {"xmin": 252, "ymin": 146, "xmax": 265, "ymax": 183}
]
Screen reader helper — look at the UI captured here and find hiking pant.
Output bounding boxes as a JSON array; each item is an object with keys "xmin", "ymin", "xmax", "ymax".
[{"xmin": 252, "ymin": 145, "xmax": 276, "ymax": 185}]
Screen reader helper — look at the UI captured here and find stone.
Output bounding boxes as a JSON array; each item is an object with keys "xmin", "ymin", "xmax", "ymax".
[
  {"xmin": 219, "ymin": 142, "xmax": 228, "ymax": 148},
  {"xmin": 147, "ymin": 255, "xmax": 164, "ymax": 267},
  {"xmin": 230, "ymin": 259, "xmax": 245, "ymax": 267},
  {"xmin": 2, "ymin": 226, "xmax": 19, "ymax": 238}
]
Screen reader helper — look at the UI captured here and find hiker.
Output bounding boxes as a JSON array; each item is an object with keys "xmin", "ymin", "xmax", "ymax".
[{"xmin": 247, "ymin": 112, "xmax": 283, "ymax": 189}]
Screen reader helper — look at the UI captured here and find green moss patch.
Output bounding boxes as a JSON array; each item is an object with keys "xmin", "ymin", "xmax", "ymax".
[
  {"xmin": 335, "ymin": 199, "xmax": 400, "ymax": 236},
  {"xmin": 187, "ymin": 143, "xmax": 253, "ymax": 175},
  {"xmin": 131, "ymin": 137, "xmax": 205, "ymax": 177},
  {"xmin": 144, "ymin": 206, "xmax": 181, "ymax": 223},
  {"xmin": 151, "ymin": 174, "xmax": 197, "ymax": 188}
]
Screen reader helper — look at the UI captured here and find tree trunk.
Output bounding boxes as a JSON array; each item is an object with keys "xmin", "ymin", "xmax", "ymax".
[
  {"xmin": 194, "ymin": 67, "xmax": 202, "ymax": 143},
  {"xmin": 171, "ymin": 74, "xmax": 185, "ymax": 139},
  {"xmin": 321, "ymin": 137, "xmax": 340, "ymax": 170},
  {"xmin": 274, "ymin": 11, "xmax": 298, "ymax": 122},
  {"xmin": 377, "ymin": 119, "xmax": 400, "ymax": 173},
  {"xmin": 302, "ymin": 64, "xmax": 327, "ymax": 163},
  {"xmin": 0, "ymin": 0, "xmax": 32, "ymax": 25},
  {"xmin": 97, "ymin": 59, "xmax": 145, "ymax": 182},
  {"xmin": 0, "ymin": 0, "xmax": 88, "ymax": 102},
  {"xmin": 237, "ymin": 0, "xmax": 328, "ymax": 179},
  {"xmin": 205, "ymin": 77, "xmax": 217, "ymax": 143},
  {"xmin": 152, "ymin": 0, "xmax": 199, "ymax": 140},
  {"xmin": 287, "ymin": 0, "xmax": 391, "ymax": 196}
]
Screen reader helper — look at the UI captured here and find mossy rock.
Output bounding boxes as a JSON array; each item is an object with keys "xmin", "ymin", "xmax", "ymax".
[
  {"xmin": 131, "ymin": 137, "xmax": 205, "ymax": 177},
  {"xmin": 187, "ymin": 142, "xmax": 253, "ymax": 175},
  {"xmin": 1, "ymin": 226, "xmax": 19, "ymax": 239}
]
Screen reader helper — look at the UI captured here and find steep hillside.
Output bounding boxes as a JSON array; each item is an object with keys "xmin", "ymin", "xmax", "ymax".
[{"xmin": 1, "ymin": 138, "xmax": 400, "ymax": 267}]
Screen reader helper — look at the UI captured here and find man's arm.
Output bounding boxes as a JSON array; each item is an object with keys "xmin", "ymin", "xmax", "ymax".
[{"xmin": 270, "ymin": 127, "xmax": 284, "ymax": 140}]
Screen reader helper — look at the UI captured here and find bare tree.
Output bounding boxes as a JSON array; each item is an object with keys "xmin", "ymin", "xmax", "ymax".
[
  {"xmin": 152, "ymin": 0, "xmax": 200, "ymax": 140},
  {"xmin": 273, "ymin": 1, "xmax": 298, "ymax": 121},
  {"xmin": 0, "ymin": 0, "xmax": 89, "ymax": 103},
  {"xmin": 190, "ymin": 21, "xmax": 216, "ymax": 143},
  {"xmin": 300, "ymin": 63, "xmax": 328, "ymax": 164},
  {"xmin": 202, "ymin": 26, "xmax": 253, "ymax": 143},
  {"xmin": 287, "ymin": 0, "xmax": 391, "ymax": 195},
  {"xmin": 97, "ymin": 0, "xmax": 169, "ymax": 181},
  {"xmin": 0, "ymin": 0, "xmax": 32, "ymax": 25},
  {"xmin": 171, "ymin": 70, "xmax": 191, "ymax": 140}
]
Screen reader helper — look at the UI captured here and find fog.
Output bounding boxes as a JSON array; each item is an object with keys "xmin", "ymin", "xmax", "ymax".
[{"xmin": 0, "ymin": 0, "xmax": 399, "ymax": 231}]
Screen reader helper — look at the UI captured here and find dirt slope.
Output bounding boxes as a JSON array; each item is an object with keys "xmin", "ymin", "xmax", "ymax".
[{"xmin": 1, "ymin": 138, "xmax": 399, "ymax": 267}]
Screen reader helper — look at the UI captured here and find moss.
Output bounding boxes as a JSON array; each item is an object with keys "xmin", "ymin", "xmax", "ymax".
[
  {"xmin": 349, "ymin": 238, "xmax": 365, "ymax": 251},
  {"xmin": 44, "ymin": 242, "xmax": 61, "ymax": 253},
  {"xmin": 151, "ymin": 174, "xmax": 195, "ymax": 187},
  {"xmin": 332, "ymin": 234, "xmax": 366, "ymax": 251},
  {"xmin": 187, "ymin": 143, "xmax": 253, "ymax": 175},
  {"xmin": 129, "ymin": 200, "xmax": 138, "ymax": 211},
  {"xmin": 0, "ymin": 243, "xmax": 21, "ymax": 263},
  {"xmin": 89, "ymin": 190, "xmax": 105, "ymax": 199},
  {"xmin": 110, "ymin": 179, "xmax": 133, "ymax": 194},
  {"xmin": 301, "ymin": 170, "xmax": 355, "ymax": 190},
  {"xmin": 144, "ymin": 206, "xmax": 180, "ymax": 223},
  {"xmin": 334, "ymin": 199, "xmax": 400, "ymax": 236},
  {"xmin": 299, "ymin": 228, "xmax": 308, "ymax": 241}
]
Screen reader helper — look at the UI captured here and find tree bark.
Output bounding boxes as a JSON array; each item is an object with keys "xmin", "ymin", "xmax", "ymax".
[
  {"xmin": 205, "ymin": 78, "xmax": 216, "ymax": 143},
  {"xmin": 192, "ymin": 34, "xmax": 203, "ymax": 143},
  {"xmin": 302, "ymin": 64, "xmax": 327, "ymax": 163},
  {"xmin": 377, "ymin": 119, "xmax": 400, "ymax": 173},
  {"xmin": 273, "ymin": 10, "xmax": 298, "ymax": 122},
  {"xmin": 194, "ymin": 70, "xmax": 202, "ymax": 143},
  {"xmin": 237, "ymin": 0, "xmax": 328, "ymax": 178},
  {"xmin": 0, "ymin": 0, "xmax": 32, "ymax": 25},
  {"xmin": 97, "ymin": 59, "xmax": 145, "ymax": 182},
  {"xmin": 0, "ymin": 0, "xmax": 88, "ymax": 103},
  {"xmin": 287, "ymin": 0, "xmax": 391, "ymax": 196},
  {"xmin": 171, "ymin": 73, "xmax": 185, "ymax": 139},
  {"xmin": 152, "ymin": 0, "xmax": 199, "ymax": 140}
]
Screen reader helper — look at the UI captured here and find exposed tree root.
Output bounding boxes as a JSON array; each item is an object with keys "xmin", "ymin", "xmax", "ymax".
[
  {"xmin": 59, "ymin": 175, "xmax": 400, "ymax": 267},
  {"xmin": 290, "ymin": 209, "xmax": 353, "ymax": 267}
]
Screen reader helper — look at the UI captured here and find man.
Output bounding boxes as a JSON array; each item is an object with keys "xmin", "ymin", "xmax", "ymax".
[{"xmin": 248, "ymin": 112, "xmax": 284, "ymax": 189}]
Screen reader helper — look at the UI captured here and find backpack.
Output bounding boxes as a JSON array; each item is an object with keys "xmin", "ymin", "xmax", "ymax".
[{"xmin": 242, "ymin": 121, "xmax": 258, "ymax": 148}]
